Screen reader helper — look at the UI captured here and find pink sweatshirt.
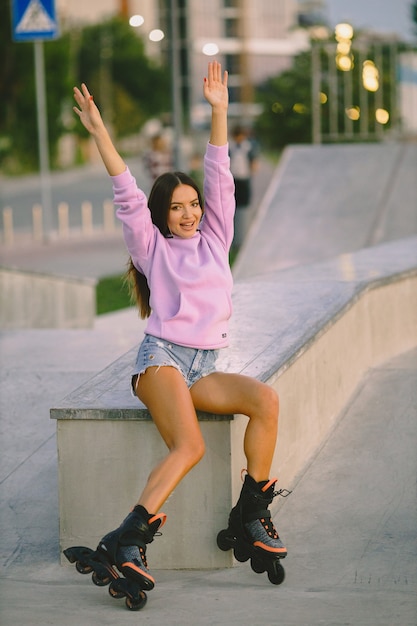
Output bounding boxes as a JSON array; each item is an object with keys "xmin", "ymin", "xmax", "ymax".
[{"xmin": 112, "ymin": 143, "xmax": 235, "ymax": 349}]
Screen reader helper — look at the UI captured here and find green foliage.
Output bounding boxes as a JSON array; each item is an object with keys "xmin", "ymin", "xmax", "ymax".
[
  {"xmin": 255, "ymin": 42, "xmax": 399, "ymax": 149},
  {"xmin": 74, "ymin": 18, "xmax": 170, "ymax": 138},
  {"xmin": 0, "ymin": 0, "xmax": 73, "ymax": 173},
  {"xmin": 255, "ymin": 52, "xmax": 312, "ymax": 149},
  {"xmin": 0, "ymin": 8, "xmax": 169, "ymax": 174},
  {"xmin": 96, "ymin": 273, "xmax": 132, "ymax": 315}
]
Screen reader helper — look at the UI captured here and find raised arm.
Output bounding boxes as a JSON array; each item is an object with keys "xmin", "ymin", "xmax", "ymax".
[
  {"xmin": 203, "ymin": 61, "xmax": 228, "ymax": 146},
  {"xmin": 73, "ymin": 83, "xmax": 126, "ymax": 176}
]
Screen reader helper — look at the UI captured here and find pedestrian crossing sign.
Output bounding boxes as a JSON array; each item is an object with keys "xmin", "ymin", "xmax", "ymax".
[{"xmin": 12, "ymin": 0, "xmax": 58, "ymax": 42}]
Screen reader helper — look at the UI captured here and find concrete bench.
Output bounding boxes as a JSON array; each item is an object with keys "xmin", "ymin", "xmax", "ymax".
[{"xmin": 51, "ymin": 236, "xmax": 417, "ymax": 569}]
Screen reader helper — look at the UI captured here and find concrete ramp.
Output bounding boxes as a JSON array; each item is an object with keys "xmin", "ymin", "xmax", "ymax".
[{"xmin": 234, "ymin": 142, "xmax": 417, "ymax": 280}]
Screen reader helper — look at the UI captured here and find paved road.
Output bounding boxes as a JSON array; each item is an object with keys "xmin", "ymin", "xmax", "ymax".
[
  {"xmin": 1, "ymin": 320, "xmax": 415, "ymax": 624},
  {"xmin": 0, "ymin": 157, "xmax": 149, "ymax": 233},
  {"xmin": 0, "ymin": 142, "xmax": 415, "ymax": 624},
  {"xmin": 0, "ymin": 156, "xmax": 275, "ymax": 279}
]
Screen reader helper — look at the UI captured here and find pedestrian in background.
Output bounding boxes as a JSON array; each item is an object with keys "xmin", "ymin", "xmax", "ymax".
[
  {"xmin": 229, "ymin": 124, "xmax": 259, "ymax": 247},
  {"xmin": 143, "ymin": 133, "xmax": 173, "ymax": 183}
]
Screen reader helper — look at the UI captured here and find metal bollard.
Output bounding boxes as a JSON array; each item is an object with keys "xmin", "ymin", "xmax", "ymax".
[
  {"xmin": 58, "ymin": 202, "xmax": 69, "ymax": 238},
  {"xmin": 32, "ymin": 204, "xmax": 43, "ymax": 242},
  {"xmin": 81, "ymin": 201, "xmax": 93, "ymax": 235},
  {"xmin": 103, "ymin": 199, "xmax": 115, "ymax": 233},
  {"xmin": 3, "ymin": 207, "xmax": 14, "ymax": 246}
]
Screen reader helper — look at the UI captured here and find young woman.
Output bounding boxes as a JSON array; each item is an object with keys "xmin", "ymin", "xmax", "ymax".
[{"xmin": 72, "ymin": 61, "xmax": 285, "ymax": 592}]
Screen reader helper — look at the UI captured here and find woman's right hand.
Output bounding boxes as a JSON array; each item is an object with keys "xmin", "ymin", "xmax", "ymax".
[
  {"xmin": 73, "ymin": 82, "xmax": 126, "ymax": 176},
  {"xmin": 73, "ymin": 83, "xmax": 104, "ymax": 135}
]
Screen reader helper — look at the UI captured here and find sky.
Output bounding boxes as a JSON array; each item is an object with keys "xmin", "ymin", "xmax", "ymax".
[{"xmin": 325, "ymin": 0, "xmax": 415, "ymax": 41}]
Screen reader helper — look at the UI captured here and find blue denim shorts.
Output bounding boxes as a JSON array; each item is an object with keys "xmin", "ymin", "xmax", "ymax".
[{"xmin": 131, "ymin": 334, "xmax": 219, "ymax": 394}]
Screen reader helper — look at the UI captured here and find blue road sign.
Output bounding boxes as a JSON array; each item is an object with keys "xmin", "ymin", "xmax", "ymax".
[{"xmin": 12, "ymin": 0, "xmax": 58, "ymax": 42}]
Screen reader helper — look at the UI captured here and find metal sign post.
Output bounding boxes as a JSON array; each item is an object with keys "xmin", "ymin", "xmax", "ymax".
[{"xmin": 12, "ymin": 0, "xmax": 58, "ymax": 241}]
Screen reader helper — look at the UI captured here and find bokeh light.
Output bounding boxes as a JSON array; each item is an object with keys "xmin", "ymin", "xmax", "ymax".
[
  {"xmin": 346, "ymin": 106, "xmax": 360, "ymax": 121},
  {"xmin": 362, "ymin": 60, "xmax": 379, "ymax": 92},
  {"xmin": 149, "ymin": 29, "xmax": 165, "ymax": 42},
  {"xmin": 335, "ymin": 23, "xmax": 353, "ymax": 41},
  {"xmin": 129, "ymin": 15, "xmax": 144, "ymax": 28},
  {"xmin": 375, "ymin": 108, "xmax": 389, "ymax": 124},
  {"xmin": 202, "ymin": 43, "xmax": 219, "ymax": 56}
]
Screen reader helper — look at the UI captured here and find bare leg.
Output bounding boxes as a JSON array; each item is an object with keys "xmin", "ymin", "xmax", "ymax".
[
  {"xmin": 190, "ymin": 373, "xmax": 279, "ymax": 481},
  {"xmin": 135, "ymin": 366, "xmax": 205, "ymax": 513}
]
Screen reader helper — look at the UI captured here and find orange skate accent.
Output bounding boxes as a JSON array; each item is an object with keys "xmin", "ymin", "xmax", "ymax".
[
  {"xmin": 121, "ymin": 562, "xmax": 155, "ymax": 584},
  {"xmin": 261, "ymin": 478, "xmax": 278, "ymax": 492},
  {"xmin": 148, "ymin": 512, "xmax": 167, "ymax": 528},
  {"xmin": 253, "ymin": 540, "xmax": 287, "ymax": 555}
]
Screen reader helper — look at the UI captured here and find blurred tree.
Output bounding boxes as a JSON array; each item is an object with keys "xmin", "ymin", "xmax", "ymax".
[
  {"xmin": 255, "ymin": 41, "xmax": 399, "ymax": 149},
  {"xmin": 0, "ymin": 7, "xmax": 169, "ymax": 174},
  {"xmin": 254, "ymin": 51, "xmax": 312, "ymax": 149},
  {"xmin": 0, "ymin": 0, "xmax": 72, "ymax": 172},
  {"xmin": 74, "ymin": 17, "xmax": 169, "ymax": 138}
]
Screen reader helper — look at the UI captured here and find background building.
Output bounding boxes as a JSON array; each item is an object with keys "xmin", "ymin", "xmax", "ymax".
[
  {"xmin": 56, "ymin": 0, "xmax": 309, "ymax": 127},
  {"xmin": 158, "ymin": 0, "xmax": 310, "ymax": 126}
]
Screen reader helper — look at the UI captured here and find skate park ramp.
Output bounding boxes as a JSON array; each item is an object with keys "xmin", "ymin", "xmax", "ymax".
[
  {"xmin": 233, "ymin": 141, "xmax": 417, "ymax": 280},
  {"xmin": 1, "ymin": 141, "xmax": 416, "ymax": 625}
]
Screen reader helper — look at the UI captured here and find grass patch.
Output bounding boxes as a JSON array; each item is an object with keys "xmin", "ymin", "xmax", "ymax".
[{"xmin": 96, "ymin": 274, "xmax": 132, "ymax": 315}]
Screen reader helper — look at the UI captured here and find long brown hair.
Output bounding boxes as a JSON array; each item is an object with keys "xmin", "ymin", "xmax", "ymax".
[{"xmin": 126, "ymin": 171, "xmax": 204, "ymax": 319}]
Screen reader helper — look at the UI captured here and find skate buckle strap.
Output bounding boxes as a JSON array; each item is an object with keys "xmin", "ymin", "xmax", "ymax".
[
  {"xmin": 245, "ymin": 508, "xmax": 271, "ymax": 523},
  {"xmin": 261, "ymin": 478, "xmax": 292, "ymax": 499},
  {"xmin": 240, "ymin": 471, "xmax": 292, "ymax": 499},
  {"xmin": 273, "ymin": 487, "xmax": 292, "ymax": 498}
]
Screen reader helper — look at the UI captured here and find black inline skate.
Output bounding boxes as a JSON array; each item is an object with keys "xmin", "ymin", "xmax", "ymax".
[
  {"xmin": 217, "ymin": 474, "xmax": 291, "ymax": 585},
  {"xmin": 64, "ymin": 504, "xmax": 166, "ymax": 611}
]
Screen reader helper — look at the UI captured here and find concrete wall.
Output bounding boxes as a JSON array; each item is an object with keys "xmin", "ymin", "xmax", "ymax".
[
  {"xmin": 232, "ymin": 275, "xmax": 417, "ymax": 504},
  {"xmin": 0, "ymin": 267, "xmax": 96, "ymax": 329}
]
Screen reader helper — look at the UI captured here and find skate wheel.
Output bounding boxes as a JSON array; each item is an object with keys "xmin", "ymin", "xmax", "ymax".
[
  {"xmin": 233, "ymin": 543, "xmax": 249, "ymax": 563},
  {"xmin": 216, "ymin": 529, "xmax": 232, "ymax": 552},
  {"xmin": 76, "ymin": 561, "xmax": 93, "ymax": 575},
  {"xmin": 267, "ymin": 560, "xmax": 285, "ymax": 585},
  {"xmin": 251, "ymin": 557, "xmax": 266, "ymax": 574},
  {"xmin": 108, "ymin": 582, "xmax": 125, "ymax": 599},
  {"xmin": 125, "ymin": 591, "xmax": 147, "ymax": 611},
  {"xmin": 92, "ymin": 570, "xmax": 111, "ymax": 586}
]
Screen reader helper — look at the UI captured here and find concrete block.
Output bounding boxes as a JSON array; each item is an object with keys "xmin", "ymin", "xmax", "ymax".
[
  {"xmin": 0, "ymin": 267, "xmax": 96, "ymax": 329},
  {"xmin": 51, "ymin": 237, "xmax": 417, "ymax": 570},
  {"xmin": 57, "ymin": 419, "xmax": 233, "ymax": 569}
]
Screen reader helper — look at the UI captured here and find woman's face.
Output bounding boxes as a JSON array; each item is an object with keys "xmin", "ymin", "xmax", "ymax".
[{"xmin": 167, "ymin": 184, "xmax": 203, "ymax": 239}]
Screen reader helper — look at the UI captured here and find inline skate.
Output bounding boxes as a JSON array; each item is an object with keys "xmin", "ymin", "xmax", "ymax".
[
  {"xmin": 217, "ymin": 474, "xmax": 290, "ymax": 585},
  {"xmin": 64, "ymin": 504, "xmax": 166, "ymax": 611}
]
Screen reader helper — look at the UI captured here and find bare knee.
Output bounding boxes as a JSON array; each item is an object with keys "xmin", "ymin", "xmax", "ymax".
[
  {"xmin": 268, "ymin": 386, "xmax": 279, "ymax": 417},
  {"xmin": 256, "ymin": 382, "xmax": 279, "ymax": 418},
  {"xmin": 176, "ymin": 436, "xmax": 206, "ymax": 472}
]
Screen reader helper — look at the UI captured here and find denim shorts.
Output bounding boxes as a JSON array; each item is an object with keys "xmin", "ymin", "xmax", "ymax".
[{"xmin": 131, "ymin": 334, "xmax": 219, "ymax": 394}]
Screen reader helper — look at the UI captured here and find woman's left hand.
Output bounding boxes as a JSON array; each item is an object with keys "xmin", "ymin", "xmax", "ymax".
[{"xmin": 203, "ymin": 61, "xmax": 228, "ymax": 110}]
